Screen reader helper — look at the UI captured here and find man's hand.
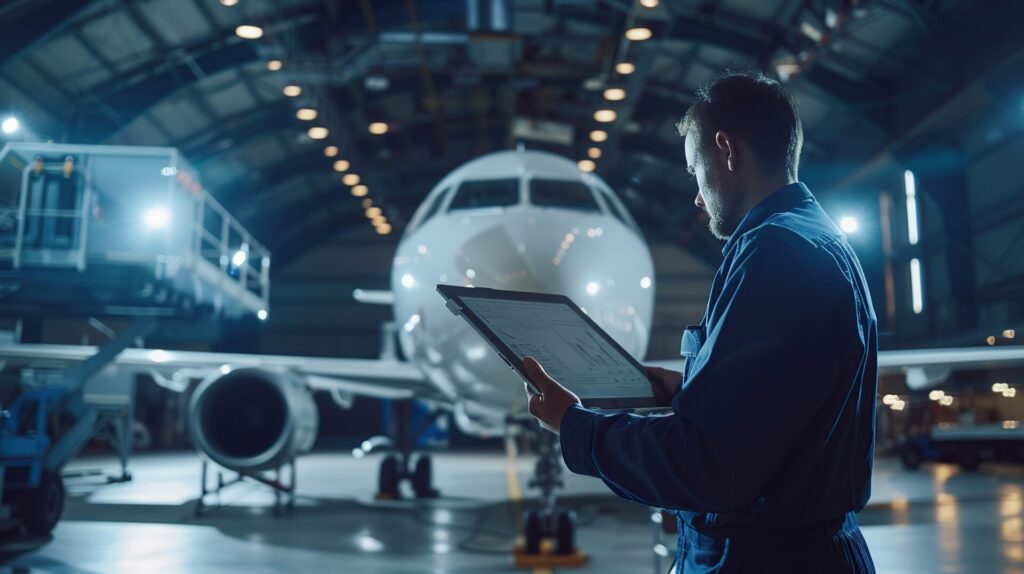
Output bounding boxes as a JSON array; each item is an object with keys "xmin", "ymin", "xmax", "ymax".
[
  {"xmin": 522, "ymin": 356, "xmax": 581, "ymax": 434},
  {"xmin": 644, "ymin": 365, "xmax": 683, "ymax": 406}
]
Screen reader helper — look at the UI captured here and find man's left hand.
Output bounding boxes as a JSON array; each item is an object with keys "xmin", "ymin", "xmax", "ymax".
[{"xmin": 523, "ymin": 356, "xmax": 581, "ymax": 434}]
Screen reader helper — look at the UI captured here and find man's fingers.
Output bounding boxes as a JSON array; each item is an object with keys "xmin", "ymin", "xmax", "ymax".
[{"xmin": 522, "ymin": 356, "xmax": 554, "ymax": 392}]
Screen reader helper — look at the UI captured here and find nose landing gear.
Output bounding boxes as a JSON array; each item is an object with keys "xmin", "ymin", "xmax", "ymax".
[{"xmin": 513, "ymin": 428, "xmax": 587, "ymax": 568}]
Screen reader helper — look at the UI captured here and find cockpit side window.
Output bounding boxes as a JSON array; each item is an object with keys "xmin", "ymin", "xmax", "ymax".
[
  {"xmin": 447, "ymin": 179, "xmax": 519, "ymax": 211},
  {"xmin": 408, "ymin": 186, "xmax": 451, "ymax": 232},
  {"xmin": 598, "ymin": 188, "xmax": 639, "ymax": 231},
  {"xmin": 529, "ymin": 179, "xmax": 601, "ymax": 212}
]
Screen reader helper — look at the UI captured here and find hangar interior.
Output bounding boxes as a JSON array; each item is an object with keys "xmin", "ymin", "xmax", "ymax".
[{"xmin": 0, "ymin": 0, "xmax": 1023, "ymax": 572}]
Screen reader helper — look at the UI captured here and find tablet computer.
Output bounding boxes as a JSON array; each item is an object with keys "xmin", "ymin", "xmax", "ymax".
[{"xmin": 437, "ymin": 284, "xmax": 658, "ymax": 409}]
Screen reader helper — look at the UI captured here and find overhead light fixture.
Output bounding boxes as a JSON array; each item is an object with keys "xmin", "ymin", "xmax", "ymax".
[
  {"xmin": 577, "ymin": 159, "xmax": 596, "ymax": 173},
  {"xmin": 905, "ymin": 170, "xmax": 919, "ymax": 246},
  {"xmin": 307, "ymin": 126, "xmax": 328, "ymax": 140},
  {"xmin": 1, "ymin": 116, "xmax": 19, "ymax": 134},
  {"xmin": 372, "ymin": 215, "xmax": 387, "ymax": 227},
  {"xmin": 587, "ymin": 147, "xmax": 602, "ymax": 159},
  {"xmin": 352, "ymin": 185, "xmax": 369, "ymax": 197},
  {"xmin": 257, "ymin": 309, "xmax": 268, "ymax": 321},
  {"xmin": 909, "ymin": 258, "xmax": 924, "ymax": 315},
  {"xmin": 219, "ymin": 0, "xmax": 238, "ymax": 5},
  {"xmin": 343, "ymin": 173, "xmax": 360, "ymax": 186},
  {"xmin": 603, "ymin": 88, "xmax": 626, "ymax": 101},
  {"xmin": 368, "ymin": 122, "xmax": 389, "ymax": 135},
  {"xmin": 625, "ymin": 27, "xmax": 652, "ymax": 41},
  {"xmin": 375, "ymin": 223, "xmax": 392, "ymax": 235},
  {"xmin": 232, "ymin": 250, "xmax": 247, "ymax": 267},
  {"xmin": 324, "ymin": 146, "xmax": 338, "ymax": 157},
  {"xmin": 639, "ymin": 0, "xmax": 659, "ymax": 6},
  {"xmin": 235, "ymin": 25, "xmax": 263, "ymax": 40},
  {"xmin": 775, "ymin": 62, "xmax": 802, "ymax": 82},
  {"xmin": 616, "ymin": 62, "xmax": 635, "ymax": 75},
  {"xmin": 1005, "ymin": 329, "xmax": 1016, "ymax": 339},
  {"xmin": 365, "ymin": 207, "xmax": 382, "ymax": 218},
  {"xmin": 800, "ymin": 21, "xmax": 824, "ymax": 43},
  {"xmin": 987, "ymin": 335, "xmax": 997, "ymax": 346},
  {"xmin": 283, "ymin": 85, "xmax": 301, "ymax": 97},
  {"xmin": 361, "ymin": 198, "xmax": 373, "ymax": 208},
  {"xmin": 266, "ymin": 60, "xmax": 282, "ymax": 71},
  {"xmin": 296, "ymin": 108, "xmax": 318, "ymax": 121},
  {"xmin": 590, "ymin": 130, "xmax": 608, "ymax": 142},
  {"xmin": 332, "ymin": 159, "xmax": 350, "ymax": 172},
  {"xmin": 594, "ymin": 109, "xmax": 617, "ymax": 123}
]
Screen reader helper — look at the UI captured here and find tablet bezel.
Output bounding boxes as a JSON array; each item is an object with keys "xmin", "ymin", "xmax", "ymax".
[{"xmin": 436, "ymin": 284, "xmax": 659, "ymax": 410}]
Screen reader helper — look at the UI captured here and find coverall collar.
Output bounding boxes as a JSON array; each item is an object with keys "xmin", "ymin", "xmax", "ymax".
[{"xmin": 721, "ymin": 181, "xmax": 813, "ymax": 257}]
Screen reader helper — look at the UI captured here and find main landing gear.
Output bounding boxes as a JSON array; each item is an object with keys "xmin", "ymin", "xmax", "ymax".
[{"xmin": 359, "ymin": 399, "xmax": 441, "ymax": 500}]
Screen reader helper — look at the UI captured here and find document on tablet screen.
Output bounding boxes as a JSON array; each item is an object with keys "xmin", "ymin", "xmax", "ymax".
[{"xmin": 458, "ymin": 296, "xmax": 652, "ymax": 400}]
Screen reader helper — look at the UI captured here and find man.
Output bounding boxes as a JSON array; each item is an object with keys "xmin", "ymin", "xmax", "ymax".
[{"xmin": 523, "ymin": 71, "xmax": 878, "ymax": 573}]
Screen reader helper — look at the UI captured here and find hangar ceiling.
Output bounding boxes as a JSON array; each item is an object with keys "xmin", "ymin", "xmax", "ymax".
[{"xmin": 0, "ymin": 0, "xmax": 1017, "ymax": 267}]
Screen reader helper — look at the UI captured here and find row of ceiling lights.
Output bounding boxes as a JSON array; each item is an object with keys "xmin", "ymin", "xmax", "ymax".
[
  {"xmin": 224, "ymin": 1, "xmax": 394, "ymax": 236},
  {"xmin": 577, "ymin": 3, "xmax": 657, "ymax": 175}
]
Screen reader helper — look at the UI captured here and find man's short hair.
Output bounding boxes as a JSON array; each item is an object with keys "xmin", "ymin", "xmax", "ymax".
[{"xmin": 677, "ymin": 71, "xmax": 803, "ymax": 180}]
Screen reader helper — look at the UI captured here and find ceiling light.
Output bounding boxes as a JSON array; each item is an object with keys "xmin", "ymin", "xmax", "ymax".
[
  {"xmin": 143, "ymin": 206, "xmax": 171, "ymax": 230},
  {"xmin": 590, "ymin": 130, "xmax": 608, "ymax": 142},
  {"xmin": 307, "ymin": 126, "xmax": 328, "ymax": 140},
  {"xmin": 219, "ymin": 0, "xmax": 238, "ymax": 5},
  {"xmin": 283, "ymin": 85, "xmax": 301, "ymax": 97},
  {"xmin": 333, "ymin": 159, "xmax": 350, "ymax": 172},
  {"xmin": 987, "ymin": 335, "xmax": 997, "ymax": 346},
  {"xmin": 368, "ymin": 122, "xmax": 389, "ymax": 135},
  {"xmin": 352, "ymin": 184, "xmax": 368, "ymax": 197},
  {"xmin": 257, "ymin": 309, "xmax": 268, "ymax": 320},
  {"xmin": 577, "ymin": 159, "xmax": 596, "ymax": 173},
  {"xmin": 587, "ymin": 147, "xmax": 602, "ymax": 159},
  {"xmin": 235, "ymin": 25, "xmax": 263, "ymax": 40},
  {"xmin": 342, "ymin": 173, "xmax": 360, "ymax": 186},
  {"xmin": 640, "ymin": 0, "xmax": 659, "ymax": 6},
  {"xmin": 1, "ymin": 116, "xmax": 19, "ymax": 134},
  {"xmin": 375, "ymin": 223, "xmax": 392, "ymax": 235},
  {"xmin": 296, "ymin": 108, "xmax": 318, "ymax": 121},
  {"xmin": 366, "ymin": 207, "xmax": 382, "ymax": 218},
  {"xmin": 616, "ymin": 62, "xmax": 635, "ymax": 75},
  {"xmin": 603, "ymin": 88, "xmax": 626, "ymax": 101},
  {"xmin": 266, "ymin": 60, "xmax": 282, "ymax": 71},
  {"xmin": 372, "ymin": 215, "xmax": 387, "ymax": 227},
  {"xmin": 324, "ymin": 146, "xmax": 338, "ymax": 157},
  {"xmin": 594, "ymin": 109, "xmax": 617, "ymax": 123},
  {"xmin": 361, "ymin": 198, "xmax": 373, "ymax": 208},
  {"xmin": 625, "ymin": 27, "xmax": 652, "ymax": 41},
  {"xmin": 1004, "ymin": 329, "xmax": 1016, "ymax": 339}
]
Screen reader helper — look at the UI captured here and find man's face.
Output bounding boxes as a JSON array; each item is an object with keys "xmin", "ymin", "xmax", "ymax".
[{"xmin": 684, "ymin": 132, "xmax": 743, "ymax": 241}]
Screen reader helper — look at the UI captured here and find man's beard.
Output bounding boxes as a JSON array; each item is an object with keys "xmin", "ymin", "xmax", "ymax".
[{"xmin": 704, "ymin": 193, "xmax": 742, "ymax": 241}]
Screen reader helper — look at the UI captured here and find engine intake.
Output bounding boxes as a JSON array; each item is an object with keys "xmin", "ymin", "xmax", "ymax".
[{"xmin": 188, "ymin": 368, "xmax": 318, "ymax": 472}]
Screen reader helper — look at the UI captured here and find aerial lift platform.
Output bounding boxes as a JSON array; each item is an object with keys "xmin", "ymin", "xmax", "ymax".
[{"xmin": 0, "ymin": 143, "xmax": 269, "ymax": 535}]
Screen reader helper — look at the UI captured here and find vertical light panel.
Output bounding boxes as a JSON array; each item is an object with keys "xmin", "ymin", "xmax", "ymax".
[
  {"xmin": 904, "ymin": 170, "xmax": 919, "ymax": 245},
  {"xmin": 909, "ymin": 257, "xmax": 924, "ymax": 314}
]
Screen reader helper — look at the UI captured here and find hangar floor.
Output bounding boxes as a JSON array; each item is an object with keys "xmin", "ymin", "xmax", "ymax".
[{"xmin": 3, "ymin": 451, "xmax": 1024, "ymax": 573}]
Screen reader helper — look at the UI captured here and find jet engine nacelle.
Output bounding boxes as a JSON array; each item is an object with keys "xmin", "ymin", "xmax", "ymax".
[{"xmin": 188, "ymin": 367, "xmax": 318, "ymax": 472}]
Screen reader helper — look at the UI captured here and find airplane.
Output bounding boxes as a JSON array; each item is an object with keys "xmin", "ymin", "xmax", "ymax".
[{"xmin": 3, "ymin": 148, "xmax": 1024, "ymax": 548}]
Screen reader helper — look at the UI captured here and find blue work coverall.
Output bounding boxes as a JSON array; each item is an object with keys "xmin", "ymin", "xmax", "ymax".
[{"xmin": 560, "ymin": 183, "xmax": 877, "ymax": 573}]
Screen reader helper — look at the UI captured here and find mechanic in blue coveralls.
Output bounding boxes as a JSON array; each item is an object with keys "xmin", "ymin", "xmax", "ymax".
[{"xmin": 523, "ymin": 71, "xmax": 878, "ymax": 573}]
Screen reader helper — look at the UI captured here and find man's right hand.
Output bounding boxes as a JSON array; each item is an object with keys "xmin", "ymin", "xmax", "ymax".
[{"xmin": 644, "ymin": 366, "xmax": 683, "ymax": 406}]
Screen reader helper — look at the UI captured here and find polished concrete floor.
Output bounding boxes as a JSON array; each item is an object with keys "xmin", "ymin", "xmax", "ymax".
[{"xmin": 2, "ymin": 451, "xmax": 1024, "ymax": 573}]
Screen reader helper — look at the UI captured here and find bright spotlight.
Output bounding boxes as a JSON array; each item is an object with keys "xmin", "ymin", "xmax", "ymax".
[
  {"xmin": 586, "ymin": 281, "xmax": 600, "ymax": 295},
  {"xmin": 1, "ymin": 116, "xmax": 19, "ymax": 134},
  {"xmin": 577, "ymin": 159, "xmax": 596, "ymax": 172},
  {"xmin": 143, "ymin": 206, "xmax": 170, "ymax": 230},
  {"xmin": 640, "ymin": 276, "xmax": 652, "ymax": 289},
  {"xmin": 839, "ymin": 215, "xmax": 859, "ymax": 234},
  {"xmin": 616, "ymin": 62, "xmax": 635, "ymax": 75},
  {"xmin": 342, "ymin": 173, "xmax": 360, "ymax": 186},
  {"xmin": 368, "ymin": 122, "xmax": 389, "ymax": 135},
  {"xmin": 232, "ymin": 250, "xmax": 247, "ymax": 267},
  {"xmin": 625, "ymin": 27, "xmax": 652, "ymax": 41},
  {"xmin": 257, "ymin": 309, "xmax": 268, "ymax": 321},
  {"xmin": 401, "ymin": 273, "xmax": 415, "ymax": 288},
  {"xmin": 235, "ymin": 25, "xmax": 263, "ymax": 40}
]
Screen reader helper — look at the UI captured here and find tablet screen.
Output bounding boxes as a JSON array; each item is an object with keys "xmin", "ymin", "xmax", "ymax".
[{"xmin": 457, "ymin": 295, "xmax": 653, "ymax": 400}]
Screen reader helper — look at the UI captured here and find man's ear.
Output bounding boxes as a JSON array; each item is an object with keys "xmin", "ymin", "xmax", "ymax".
[{"xmin": 715, "ymin": 130, "xmax": 735, "ymax": 172}]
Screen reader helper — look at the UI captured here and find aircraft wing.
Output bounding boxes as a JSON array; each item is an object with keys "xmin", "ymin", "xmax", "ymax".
[
  {"xmin": 646, "ymin": 346, "xmax": 1024, "ymax": 391},
  {"xmin": 0, "ymin": 343, "xmax": 441, "ymax": 401}
]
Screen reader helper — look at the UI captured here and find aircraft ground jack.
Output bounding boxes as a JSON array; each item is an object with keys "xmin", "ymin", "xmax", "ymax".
[
  {"xmin": 195, "ymin": 458, "xmax": 296, "ymax": 517},
  {"xmin": 513, "ymin": 428, "xmax": 588, "ymax": 568}
]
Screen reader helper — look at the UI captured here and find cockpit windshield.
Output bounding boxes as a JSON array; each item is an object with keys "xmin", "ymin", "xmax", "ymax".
[
  {"xmin": 447, "ymin": 179, "xmax": 519, "ymax": 211},
  {"xmin": 530, "ymin": 179, "xmax": 601, "ymax": 212}
]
